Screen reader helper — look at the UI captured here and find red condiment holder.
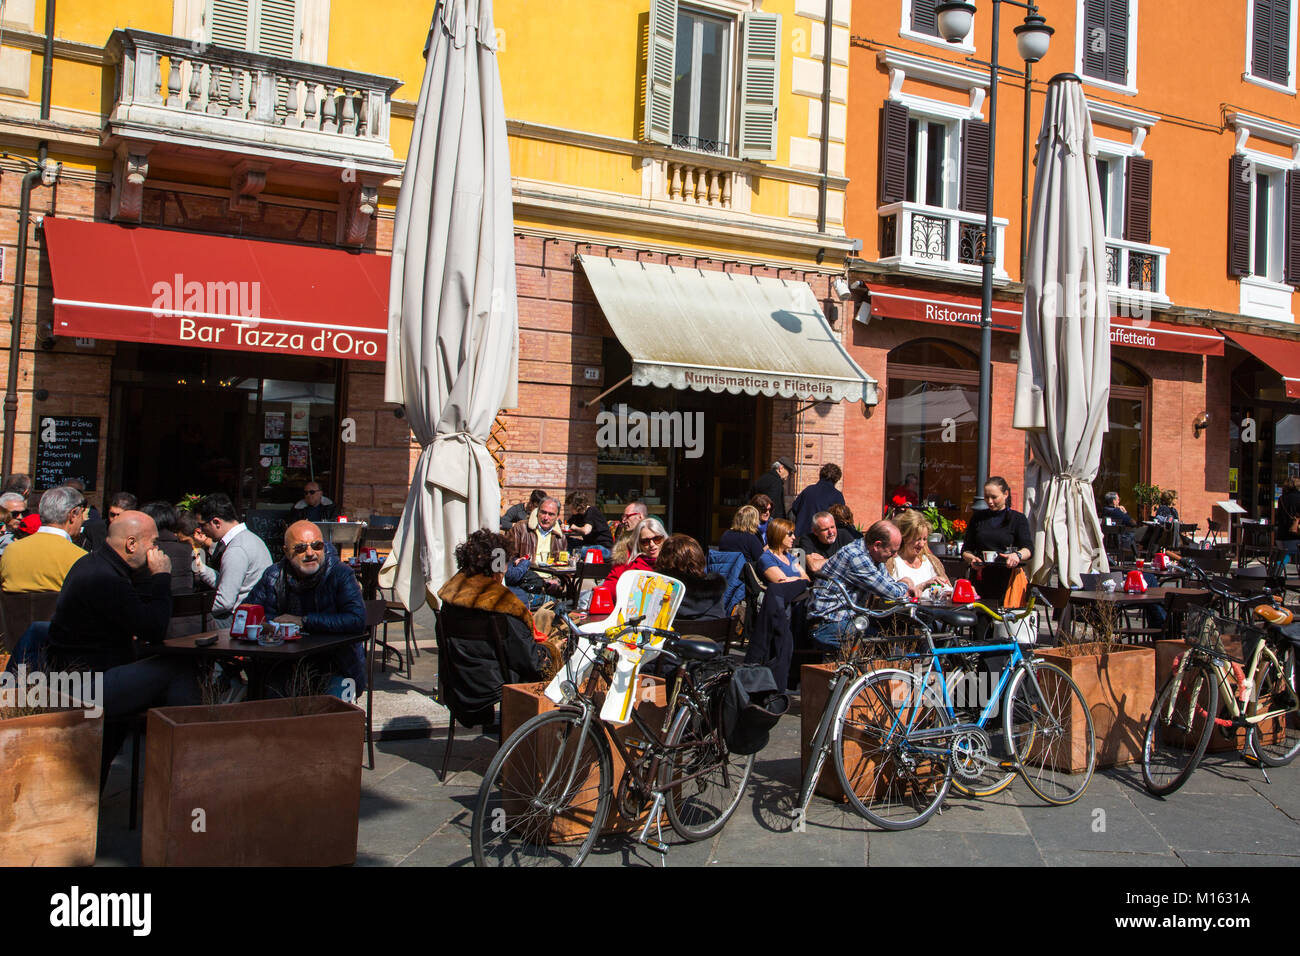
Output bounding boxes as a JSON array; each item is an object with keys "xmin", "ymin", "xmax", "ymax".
[
  {"xmin": 951, "ymin": 578, "xmax": 976, "ymax": 604},
  {"xmin": 1124, "ymin": 569, "xmax": 1148, "ymax": 593},
  {"xmin": 588, "ymin": 588, "xmax": 615, "ymax": 617}
]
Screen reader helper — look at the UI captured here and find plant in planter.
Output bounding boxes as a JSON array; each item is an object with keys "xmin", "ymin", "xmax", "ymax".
[
  {"xmin": 1132, "ymin": 483, "xmax": 1163, "ymax": 521},
  {"xmin": 1037, "ymin": 600, "xmax": 1153, "ymax": 769}
]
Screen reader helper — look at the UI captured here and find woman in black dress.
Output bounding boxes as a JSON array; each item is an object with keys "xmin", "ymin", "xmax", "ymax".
[
  {"xmin": 719, "ymin": 504, "xmax": 765, "ymax": 564},
  {"xmin": 961, "ymin": 476, "xmax": 1032, "ymax": 574}
]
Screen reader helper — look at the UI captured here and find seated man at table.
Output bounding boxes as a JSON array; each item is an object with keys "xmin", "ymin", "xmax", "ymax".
[
  {"xmin": 247, "ymin": 520, "xmax": 366, "ymax": 698},
  {"xmin": 290, "ymin": 482, "xmax": 341, "ymax": 522},
  {"xmin": 47, "ymin": 511, "xmax": 199, "ymax": 779},
  {"xmin": 563, "ymin": 491, "xmax": 613, "ymax": 560},
  {"xmin": 0, "ymin": 485, "xmax": 88, "ymax": 593},
  {"xmin": 798, "ymin": 510, "xmax": 848, "ymax": 575},
  {"xmin": 518, "ymin": 496, "xmax": 563, "ymax": 564},
  {"xmin": 194, "ymin": 493, "xmax": 273, "ymax": 627},
  {"xmin": 805, "ymin": 520, "xmax": 919, "ymax": 651}
]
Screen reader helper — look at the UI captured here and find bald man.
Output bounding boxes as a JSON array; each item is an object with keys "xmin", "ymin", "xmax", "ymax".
[{"xmin": 248, "ymin": 520, "xmax": 366, "ymax": 697}]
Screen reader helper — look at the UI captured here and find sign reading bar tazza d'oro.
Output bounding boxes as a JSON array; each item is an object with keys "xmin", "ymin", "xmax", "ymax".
[{"xmin": 34, "ymin": 415, "xmax": 100, "ymax": 491}]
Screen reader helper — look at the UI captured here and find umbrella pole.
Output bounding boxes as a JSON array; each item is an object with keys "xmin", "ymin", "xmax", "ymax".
[{"xmin": 975, "ymin": 0, "xmax": 1000, "ymax": 498}]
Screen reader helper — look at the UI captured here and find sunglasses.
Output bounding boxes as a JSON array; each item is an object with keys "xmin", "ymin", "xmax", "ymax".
[
  {"xmin": 640, "ymin": 535, "xmax": 665, "ymax": 545},
  {"xmin": 291, "ymin": 541, "xmax": 325, "ymax": 555},
  {"xmin": 306, "ymin": 489, "xmax": 322, "ymax": 495}
]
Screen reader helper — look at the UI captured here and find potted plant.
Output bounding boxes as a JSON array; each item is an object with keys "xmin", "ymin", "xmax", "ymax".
[
  {"xmin": 0, "ymin": 704, "xmax": 103, "ymax": 866},
  {"xmin": 142, "ymin": 694, "xmax": 364, "ymax": 866},
  {"xmin": 1036, "ymin": 601, "xmax": 1154, "ymax": 769},
  {"xmin": 1132, "ymin": 482, "xmax": 1163, "ymax": 521}
]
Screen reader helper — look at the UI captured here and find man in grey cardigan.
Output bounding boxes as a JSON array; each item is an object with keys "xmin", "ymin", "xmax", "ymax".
[{"xmin": 193, "ymin": 493, "xmax": 273, "ymax": 627}]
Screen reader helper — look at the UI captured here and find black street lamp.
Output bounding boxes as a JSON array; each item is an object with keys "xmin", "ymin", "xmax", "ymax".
[{"xmin": 935, "ymin": 1, "xmax": 1051, "ymax": 507}]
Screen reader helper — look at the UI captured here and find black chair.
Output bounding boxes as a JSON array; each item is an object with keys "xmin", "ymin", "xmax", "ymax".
[
  {"xmin": 1132, "ymin": 523, "xmax": 1163, "ymax": 558},
  {"xmin": 357, "ymin": 525, "xmax": 415, "ymax": 673},
  {"xmin": 1162, "ymin": 588, "xmax": 1214, "ymax": 643},
  {"xmin": 740, "ymin": 562, "xmax": 767, "ymax": 649},
  {"xmin": 433, "ymin": 605, "xmax": 512, "ymax": 781},
  {"xmin": 675, "ymin": 614, "xmax": 734, "ymax": 651},
  {"xmin": 0, "ymin": 590, "xmax": 60, "ymax": 654},
  {"xmin": 1237, "ymin": 523, "xmax": 1274, "ymax": 567},
  {"xmin": 168, "ymin": 590, "xmax": 216, "ymax": 638},
  {"xmin": 362, "ymin": 598, "xmax": 388, "ymax": 770},
  {"xmin": 1036, "ymin": 585, "xmax": 1072, "ymax": 644}
]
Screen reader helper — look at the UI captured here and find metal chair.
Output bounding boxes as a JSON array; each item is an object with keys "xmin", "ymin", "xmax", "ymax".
[
  {"xmin": 357, "ymin": 524, "xmax": 415, "ymax": 673},
  {"xmin": 674, "ymin": 615, "xmax": 734, "ymax": 649},
  {"xmin": 362, "ymin": 598, "xmax": 388, "ymax": 770},
  {"xmin": 168, "ymin": 590, "xmax": 216, "ymax": 637},
  {"xmin": 432, "ymin": 605, "xmax": 513, "ymax": 781},
  {"xmin": 740, "ymin": 561, "xmax": 767, "ymax": 648},
  {"xmin": 1237, "ymin": 523, "xmax": 1274, "ymax": 567}
]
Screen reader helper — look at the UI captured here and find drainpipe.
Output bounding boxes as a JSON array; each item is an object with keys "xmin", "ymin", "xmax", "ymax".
[
  {"xmin": 40, "ymin": 0, "xmax": 55, "ymax": 120},
  {"xmin": 3, "ymin": 158, "xmax": 48, "ymax": 478},
  {"xmin": 816, "ymin": 0, "xmax": 833, "ymax": 232}
]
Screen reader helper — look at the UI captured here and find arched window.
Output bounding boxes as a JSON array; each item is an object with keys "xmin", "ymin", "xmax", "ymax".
[
  {"xmin": 885, "ymin": 339, "xmax": 979, "ymax": 518},
  {"xmin": 1097, "ymin": 358, "xmax": 1148, "ymax": 510}
]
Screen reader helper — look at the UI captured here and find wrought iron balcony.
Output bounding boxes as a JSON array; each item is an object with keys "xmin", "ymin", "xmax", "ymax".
[
  {"xmin": 877, "ymin": 201, "xmax": 1008, "ymax": 280},
  {"xmin": 104, "ymin": 29, "xmax": 403, "ymax": 176},
  {"xmin": 1104, "ymin": 237, "xmax": 1170, "ymax": 302}
]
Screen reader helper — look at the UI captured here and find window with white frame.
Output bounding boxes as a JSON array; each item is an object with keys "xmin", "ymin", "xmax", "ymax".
[
  {"xmin": 905, "ymin": 115, "xmax": 958, "ymax": 209},
  {"xmin": 1095, "ymin": 155, "xmax": 1125, "ymax": 239},
  {"xmin": 1077, "ymin": 0, "xmax": 1138, "ymax": 92},
  {"xmin": 1247, "ymin": 0, "xmax": 1297, "ymax": 90},
  {"xmin": 645, "ymin": 0, "xmax": 780, "ymax": 161},
  {"xmin": 1229, "ymin": 146, "xmax": 1300, "ymax": 320},
  {"xmin": 1249, "ymin": 163, "xmax": 1287, "ymax": 281},
  {"xmin": 208, "ymin": 0, "xmax": 301, "ymax": 58}
]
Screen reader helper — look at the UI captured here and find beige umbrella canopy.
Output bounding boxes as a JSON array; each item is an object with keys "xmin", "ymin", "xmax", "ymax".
[
  {"xmin": 1013, "ymin": 73, "xmax": 1111, "ymax": 588},
  {"xmin": 381, "ymin": 0, "xmax": 519, "ymax": 609}
]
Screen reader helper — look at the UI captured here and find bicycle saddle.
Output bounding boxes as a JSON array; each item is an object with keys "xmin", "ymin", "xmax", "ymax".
[
  {"xmin": 1253, "ymin": 603, "xmax": 1294, "ymax": 627},
  {"xmin": 922, "ymin": 606, "xmax": 977, "ymax": 629},
  {"xmin": 670, "ymin": 637, "xmax": 722, "ymax": 661}
]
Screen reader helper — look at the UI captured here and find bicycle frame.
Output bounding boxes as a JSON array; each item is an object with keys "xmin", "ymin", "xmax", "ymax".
[{"xmin": 1164, "ymin": 633, "xmax": 1293, "ymax": 733}]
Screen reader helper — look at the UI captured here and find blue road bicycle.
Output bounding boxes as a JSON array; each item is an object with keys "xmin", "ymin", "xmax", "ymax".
[{"xmin": 809, "ymin": 580, "xmax": 1095, "ymax": 830}]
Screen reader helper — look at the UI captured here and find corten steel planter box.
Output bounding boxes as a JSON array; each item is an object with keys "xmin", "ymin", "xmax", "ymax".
[
  {"xmin": 1037, "ymin": 644, "xmax": 1154, "ymax": 769},
  {"xmin": 500, "ymin": 675, "xmax": 667, "ymax": 840},
  {"xmin": 142, "ymin": 696, "xmax": 363, "ymax": 867},
  {"xmin": 0, "ymin": 709, "xmax": 103, "ymax": 866}
]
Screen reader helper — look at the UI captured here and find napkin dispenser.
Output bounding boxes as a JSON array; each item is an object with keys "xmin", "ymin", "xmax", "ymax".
[
  {"xmin": 230, "ymin": 604, "xmax": 266, "ymax": 637},
  {"xmin": 1123, "ymin": 570, "xmax": 1148, "ymax": 593}
]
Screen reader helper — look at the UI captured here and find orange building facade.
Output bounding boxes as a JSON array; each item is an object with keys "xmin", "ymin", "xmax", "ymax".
[{"xmin": 840, "ymin": 0, "xmax": 1300, "ymax": 535}]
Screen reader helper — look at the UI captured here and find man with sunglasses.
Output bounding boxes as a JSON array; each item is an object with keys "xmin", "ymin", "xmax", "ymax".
[
  {"xmin": 0, "ymin": 491, "xmax": 28, "ymax": 557},
  {"xmin": 0, "ymin": 485, "xmax": 88, "ymax": 593},
  {"xmin": 290, "ymin": 482, "xmax": 340, "ymax": 523},
  {"xmin": 248, "ymin": 521, "xmax": 366, "ymax": 697},
  {"xmin": 193, "ymin": 493, "xmax": 273, "ymax": 627}
]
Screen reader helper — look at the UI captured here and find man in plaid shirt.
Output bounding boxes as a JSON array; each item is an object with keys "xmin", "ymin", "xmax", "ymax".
[{"xmin": 808, "ymin": 519, "xmax": 920, "ymax": 648}]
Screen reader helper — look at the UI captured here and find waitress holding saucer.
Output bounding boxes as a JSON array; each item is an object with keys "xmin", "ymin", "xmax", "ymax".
[{"xmin": 961, "ymin": 476, "xmax": 1032, "ymax": 575}]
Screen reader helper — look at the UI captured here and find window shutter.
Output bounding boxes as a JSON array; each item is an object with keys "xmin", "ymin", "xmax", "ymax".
[
  {"xmin": 879, "ymin": 101, "xmax": 910, "ymax": 204},
  {"xmin": 1082, "ymin": 0, "xmax": 1106, "ymax": 80},
  {"xmin": 209, "ymin": 0, "xmax": 251, "ymax": 49},
  {"xmin": 959, "ymin": 119, "xmax": 990, "ymax": 214},
  {"xmin": 1269, "ymin": 0, "xmax": 1291, "ymax": 85},
  {"xmin": 1252, "ymin": 0, "xmax": 1273, "ymax": 80},
  {"xmin": 1104, "ymin": 0, "xmax": 1129, "ymax": 85},
  {"xmin": 910, "ymin": 0, "xmax": 939, "ymax": 36},
  {"xmin": 1228, "ymin": 155, "xmax": 1253, "ymax": 278},
  {"xmin": 643, "ymin": 0, "xmax": 677, "ymax": 145},
  {"xmin": 255, "ymin": 0, "xmax": 299, "ymax": 58},
  {"xmin": 1123, "ymin": 156, "xmax": 1152, "ymax": 244},
  {"xmin": 739, "ymin": 12, "xmax": 781, "ymax": 161},
  {"xmin": 1286, "ymin": 170, "xmax": 1300, "ymax": 287}
]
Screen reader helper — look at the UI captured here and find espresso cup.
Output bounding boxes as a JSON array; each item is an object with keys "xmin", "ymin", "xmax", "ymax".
[{"xmin": 983, "ymin": 551, "xmax": 997, "ymax": 563}]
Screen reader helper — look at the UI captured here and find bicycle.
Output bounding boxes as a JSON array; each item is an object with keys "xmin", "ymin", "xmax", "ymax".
[
  {"xmin": 1141, "ymin": 598, "xmax": 1300, "ymax": 796},
  {"xmin": 794, "ymin": 581, "xmax": 1095, "ymax": 831},
  {"xmin": 471, "ymin": 610, "xmax": 754, "ymax": 866}
]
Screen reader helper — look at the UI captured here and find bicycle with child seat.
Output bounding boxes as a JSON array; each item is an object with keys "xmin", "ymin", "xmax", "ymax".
[
  {"xmin": 471, "ymin": 609, "xmax": 753, "ymax": 867},
  {"xmin": 1141, "ymin": 562, "xmax": 1300, "ymax": 796},
  {"xmin": 794, "ymin": 580, "xmax": 1094, "ymax": 831}
]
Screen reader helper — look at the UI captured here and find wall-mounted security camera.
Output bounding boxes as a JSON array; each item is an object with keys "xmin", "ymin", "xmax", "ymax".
[{"xmin": 833, "ymin": 276, "xmax": 851, "ymax": 300}]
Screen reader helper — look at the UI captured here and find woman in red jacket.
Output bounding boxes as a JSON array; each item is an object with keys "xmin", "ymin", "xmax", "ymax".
[{"xmin": 592, "ymin": 517, "xmax": 666, "ymax": 604}]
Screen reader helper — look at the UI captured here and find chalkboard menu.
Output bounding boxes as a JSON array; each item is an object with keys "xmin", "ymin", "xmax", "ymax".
[{"xmin": 34, "ymin": 416, "xmax": 100, "ymax": 491}]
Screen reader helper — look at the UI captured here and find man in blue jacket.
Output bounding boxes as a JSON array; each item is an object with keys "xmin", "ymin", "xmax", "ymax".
[{"xmin": 248, "ymin": 520, "xmax": 366, "ymax": 698}]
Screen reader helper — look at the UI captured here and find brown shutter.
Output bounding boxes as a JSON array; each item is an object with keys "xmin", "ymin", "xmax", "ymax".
[
  {"xmin": 1252, "ymin": 0, "xmax": 1274, "ymax": 80},
  {"xmin": 1082, "ymin": 0, "xmax": 1106, "ymax": 79},
  {"xmin": 1229, "ymin": 155, "xmax": 1253, "ymax": 277},
  {"xmin": 1286, "ymin": 170, "xmax": 1300, "ymax": 286},
  {"xmin": 1269, "ymin": 0, "xmax": 1291, "ymax": 85},
  {"xmin": 1124, "ymin": 156, "xmax": 1152, "ymax": 244},
  {"xmin": 911, "ymin": 0, "xmax": 938, "ymax": 36},
  {"xmin": 879, "ymin": 101, "xmax": 910, "ymax": 205},
  {"xmin": 1105, "ymin": 0, "xmax": 1129, "ymax": 85},
  {"xmin": 959, "ymin": 119, "xmax": 991, "ymax": 214}
]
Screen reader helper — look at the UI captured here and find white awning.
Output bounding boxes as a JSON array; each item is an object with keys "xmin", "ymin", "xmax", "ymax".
[{"xmin": 577, "ymin": 255, "xmax": 877, "ymax": 404}]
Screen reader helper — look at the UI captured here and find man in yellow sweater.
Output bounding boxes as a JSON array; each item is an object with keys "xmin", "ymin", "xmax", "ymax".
[{"xmin": 0, "ymin": 485, "xmax": 88, "ymax": 593}]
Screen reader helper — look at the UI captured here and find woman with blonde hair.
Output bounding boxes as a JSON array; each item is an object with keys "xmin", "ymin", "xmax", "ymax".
[
  {"xmin": 889, "ymin": 509, "xmax": 949, "ymax": 591},
  {"xmin": 718, "ymin": 504, "xmax": 764, "ymax": 563},
  {"xmin": 593, "ymin": 516, "xmax": 667, "ymax": 602}
]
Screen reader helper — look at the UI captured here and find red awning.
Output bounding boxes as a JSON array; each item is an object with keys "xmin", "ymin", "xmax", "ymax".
[
  {"xmin": 43, "ymin": 218, "xmax": 389, "ymax": 362},
  {"xmin": 864, "ymin": 284, "xmax": 1022, "ymax": 332},
  {"xmin": 1222, "ymin": 328, "xmax": 1300, "ymax": 398},
  {"xmin": 1110, "ymin": 318, "xmax": 1224, "ymax": 356}
]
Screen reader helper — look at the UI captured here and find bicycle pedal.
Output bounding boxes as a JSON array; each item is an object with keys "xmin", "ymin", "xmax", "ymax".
[
  {"xmin": 997, "ymin": 760, "xmax": 1017, "ymax": 770},
  {"xmin": 643, "ymin": 838, "xmax": 670, "ymax": 855}
]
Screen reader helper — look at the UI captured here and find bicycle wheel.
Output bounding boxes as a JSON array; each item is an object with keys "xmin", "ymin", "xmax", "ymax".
[
  {"xmin": 1141, "ymin": 663, "xmax": 1217, "ymax": 796},
  {"xmin": 472, "ymin": 708, "xmax": 612, "ymax": 867},
  {"xmin": 1004, "ymin": 661, "xmax": 1095, "ymax": 805},
  {"xmin": 660, "ymin": 704, "xmax": 755, "ymax": 841},
  {"xmin": 1248, "ymin": 643, "xmax": 1300, "ymax": 767},
  {"xmin": 833, "ymin": 668, "xmax": 952, "ymax": 830}
]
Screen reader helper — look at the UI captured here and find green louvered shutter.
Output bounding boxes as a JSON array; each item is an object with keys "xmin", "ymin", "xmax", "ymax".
[
  {"xmin": 738, "ymin": 11, "xmax": 780, "ymax": 161},
  {"xmin": 644, "ymin": 0, "xmax": 677, "ymax": 145}
]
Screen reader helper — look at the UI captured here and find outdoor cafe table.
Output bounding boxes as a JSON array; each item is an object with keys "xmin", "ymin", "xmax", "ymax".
[
  {"xmin": 156, "ymin": 627, "xmax": 368, "ymax": 700},
  {"xmin": 532, "ymin": 559, "xmax": 582, "ymax": 606},
  {"xmin": 1065, "ymin": 586, "xmax": 1211, "ymax": 642}
]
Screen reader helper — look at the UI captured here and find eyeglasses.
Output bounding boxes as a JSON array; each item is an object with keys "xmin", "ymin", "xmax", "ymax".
[
  {"xmin": 306, "ymin": 489, "xmax": 322, "ymax": 495},
  {"xmin": 291, "ymin": 541, "xmax": 325, "ymax": 555},
  {"xmin": 639, "ymin": 535, "xmax": 665, "ymax": 546}
]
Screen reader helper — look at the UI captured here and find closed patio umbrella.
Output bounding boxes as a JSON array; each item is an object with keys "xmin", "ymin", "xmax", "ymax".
[
  {"xmin": 1013, "ymin": 74, "xmax": 1110, "ymax": 588},
  {"xmin": 381, "ymin": 0, "xmax": 519, "ymax": 610}
]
